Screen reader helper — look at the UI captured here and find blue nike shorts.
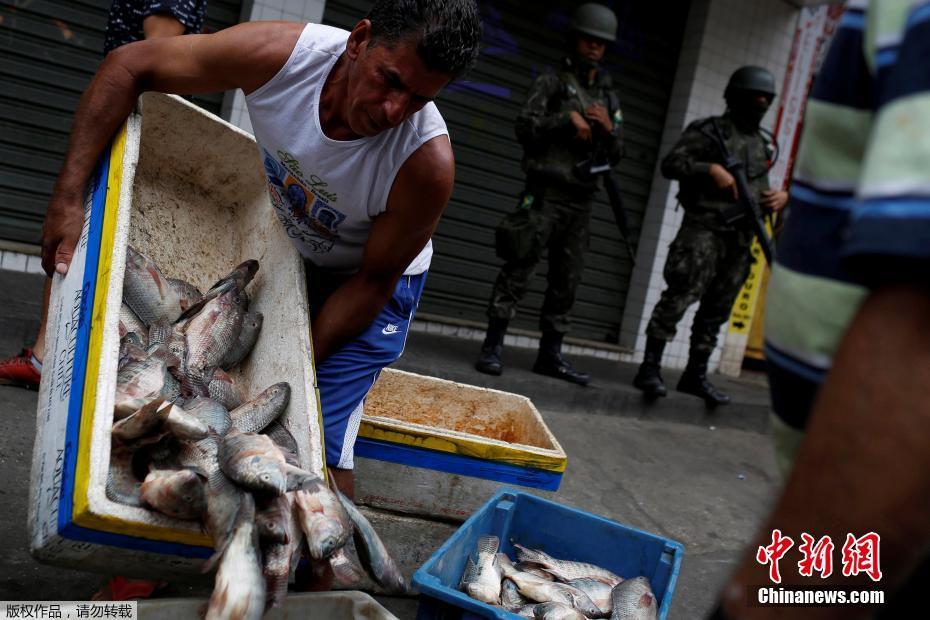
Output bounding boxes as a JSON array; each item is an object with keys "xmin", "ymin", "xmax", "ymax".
[{"xmin": 312, "ymin": 271, "xmax": 427, "ymax": 469}]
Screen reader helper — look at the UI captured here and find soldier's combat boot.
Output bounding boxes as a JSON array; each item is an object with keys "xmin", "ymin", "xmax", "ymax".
[
  {"xmin": 633, "ymin": 336, "xmax": 667, "ymax": 397},
  {"xmin": 475, "ymin": 317, "xmax": 508, "ymax": 376},
  {"xmin": 677, "ymin": 351, "xmax": 730, "ymax": 406},
  {"xmin": 532, "ymin": 331, "xmax": 590, "ymax": 386}
]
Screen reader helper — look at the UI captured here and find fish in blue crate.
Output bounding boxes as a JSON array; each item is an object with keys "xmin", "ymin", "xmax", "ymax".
[{"xmin": 459, "ymin": 538, "xmax": 658, "ymax": 619}]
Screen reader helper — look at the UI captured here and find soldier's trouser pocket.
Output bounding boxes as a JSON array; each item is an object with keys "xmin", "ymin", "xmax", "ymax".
[
  {"xmin": 495, "ymin": 207, "xmax": 542, "ymax": 262},
  {"xmin": 663, "ymin": 227, "xmax": 718, "ymax": 296}
]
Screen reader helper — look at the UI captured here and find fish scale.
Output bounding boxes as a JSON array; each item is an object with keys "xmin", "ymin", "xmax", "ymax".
[
  {"xmin": 123, "ymin": 246, "xmax": 188, "ymax": 325},
  {"xmin": 609, "ymin": 577, "xmax": 657, "ymax": 620},
  {"xmin": 221, "ymin": 311, "xmax": 263, "ymax": 369},
  {"xmin": 206, "ymin": 368, "xmax": 243, "ymax": 410},
  {"xmin": 230, "ymin": 382, "xmax": 290, "ymax": 433},
  {"xmin": 183, "ymin": 289, "xmax": 246, "ymax": 395}
]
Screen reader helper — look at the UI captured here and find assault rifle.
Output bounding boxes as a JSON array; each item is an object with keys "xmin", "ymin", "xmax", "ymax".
[
  {"xmin": 704, "ymin": 120, "xmax": 775, "ymax": 265},
  {"xmin": 576, "ymin": 141, "xmax": 636, "ymax": 266}
]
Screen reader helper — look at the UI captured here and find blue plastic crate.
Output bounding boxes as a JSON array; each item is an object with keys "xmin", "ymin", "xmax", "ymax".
[{"xmin": 412, "ymin": 488, "xmax": 684, "ymax": 619}]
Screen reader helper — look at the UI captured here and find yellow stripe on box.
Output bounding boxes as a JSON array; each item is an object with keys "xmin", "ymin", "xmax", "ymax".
[
  {"xmin": 358, "ymin": 420, "xmax": 567, "ymax": 473},
  {"xmin": 71, "ymin": 125, "xmax": 213, "ymax": 549}
]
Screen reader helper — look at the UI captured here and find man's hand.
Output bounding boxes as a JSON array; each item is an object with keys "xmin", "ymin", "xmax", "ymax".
[
  {"xmin": 569, "ymin": 111, "xmax": 592, "ymax": 142},
  {"xmin": 584, "ymin": 104, "xmax": 613, "ymax": 133},
  {"xmin": 709, "ymin": 163, "xmax": 738, "ymax": 199},
  {"xmin": 41, "ymin": 194, "xmax": 84, "ymax": 276},
  {"xmin": 761, "ymin": 189, "xmax": 789, "ymax": 213}
]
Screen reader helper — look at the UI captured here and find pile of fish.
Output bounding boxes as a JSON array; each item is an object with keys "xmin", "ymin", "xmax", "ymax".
[
  {"xmin": 107, "ymin": 247, "xmax": 407, "ymax": 619},
  {"xmin": 460, "ymin": 536, "xmax": 658, "ymax": 620}
]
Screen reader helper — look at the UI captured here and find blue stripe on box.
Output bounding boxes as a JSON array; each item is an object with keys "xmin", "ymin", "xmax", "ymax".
[
  {"xmin": 59, "ymin": 148, "xmax": 111, "ymax": 532},
  {"xmin": 353, "ymin": 437, "xmax": 564, "ymax": 491},
  {"xmin": 59, "ymin": 522, "xmax": 214, "ymax": 559}
]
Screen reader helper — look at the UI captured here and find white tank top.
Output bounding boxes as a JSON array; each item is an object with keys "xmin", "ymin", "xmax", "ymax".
[{"xmin": 246, "ymin": 23, "xmax": 448, "ymax": 275}]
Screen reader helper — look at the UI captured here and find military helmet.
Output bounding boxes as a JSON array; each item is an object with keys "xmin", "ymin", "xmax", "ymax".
[
  {"xmin": 725, "ymin": 66, "xmax": 776, "ymax": 98},
  {"xmin": 570, "ymin": 3, "xmax": 618, "ymax": 43}
]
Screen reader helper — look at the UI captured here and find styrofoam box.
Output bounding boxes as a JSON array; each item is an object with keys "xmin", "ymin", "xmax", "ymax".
[
  {"xmin": 353, "ymin": 369, "xmax": 567, "ymax": 521},
  {"xmin": 28, "ymin": 93, "xmax": 323, "ymax": 580}
]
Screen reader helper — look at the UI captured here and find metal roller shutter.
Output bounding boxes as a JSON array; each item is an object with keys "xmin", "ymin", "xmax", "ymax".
[
  {"xmin": 0, "ymin": 0, "xmax": 243, "ymax": 246},
  {"xmin": 324, "ymin": 0, "xmax": 687, "ymax": 343}
]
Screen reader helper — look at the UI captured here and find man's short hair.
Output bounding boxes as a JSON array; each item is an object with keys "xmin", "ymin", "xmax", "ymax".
[{"xmin": 366, "ymin": 0, "xmax": 482, "ymax": 79}]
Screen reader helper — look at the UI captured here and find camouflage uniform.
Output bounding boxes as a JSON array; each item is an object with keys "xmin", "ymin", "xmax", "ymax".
[
  {"xmin": 646, "ymin": 114, "xmax": 772, "ymax": 356},
  {"xmin": 487, "ymin": 59, "xmax": 623, "ymax": 334}
]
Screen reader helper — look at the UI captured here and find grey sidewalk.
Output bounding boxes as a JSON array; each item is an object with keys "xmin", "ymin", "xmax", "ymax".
[{"xmin": 396, "ymin": 328, "xmax": 773, "ymax": 433}]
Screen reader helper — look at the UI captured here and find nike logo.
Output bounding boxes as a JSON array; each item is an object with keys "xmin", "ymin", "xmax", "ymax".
[{"xmin": 382, "ymin": 323, "xmax": 401, "ymax": 335}]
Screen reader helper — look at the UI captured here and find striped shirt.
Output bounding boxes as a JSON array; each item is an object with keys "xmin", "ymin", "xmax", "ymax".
[
  {"xmin": 104, "ymin": 0, "xmax": 207, "ymax": 54},
  {"xmin": 765, "ymin": 0, "xmax": 930, "ymax": 430}
]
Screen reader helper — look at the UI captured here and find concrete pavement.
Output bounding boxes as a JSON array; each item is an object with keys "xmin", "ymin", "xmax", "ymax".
[{"xmin": 0, "ymin": 268, "xmax": 781, "ymax": 618}]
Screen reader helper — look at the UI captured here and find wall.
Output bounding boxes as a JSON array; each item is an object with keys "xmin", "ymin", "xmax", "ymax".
[{"xmin": 618, "ymin": 0, "xmax": 799, "ymax": 373}]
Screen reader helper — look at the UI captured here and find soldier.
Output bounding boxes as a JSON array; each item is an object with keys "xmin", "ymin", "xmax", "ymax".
[
  {"xmin": 474, "ymin": 2, "xmax": 624, "ymax": 386},
  {"xmin": 633, "ymin": 66, "xmax": 788, "ymax": 406}
]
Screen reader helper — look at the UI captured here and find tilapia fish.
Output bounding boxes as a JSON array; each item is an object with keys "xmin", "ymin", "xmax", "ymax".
[
  {"xmin": 566, "ymin": 578, "xmax": 614, "ymax": 616},
  {"xmin": 517, "ymin": 562, "xmax": 556, "ymax": 581},
  {"xmin": 331, "ymin": 480, "xmax": 407, "ymax": 594},
  {"xmin": 264, "ymin": 420, "xmax": 299, "ymax": 457},
  {"xmin": 502, "ymin": 577, "xmax": 530, "ymax": 611},
  {"xmin": 140, "ymin": 467, "xmax": 206, "ymax": 520},
  {"xmin": 111, "ymin": 398, "xmax": 170, "ymax": 442},
  {"xmin": 177, "ymin": 434, "xmax": 242, "ymax": 553},
  {"xmin": 113, "ymin": 345, "xmax": 180, "ymax": 419},
  {"xmin": 293, "ymin": 477, "xmax": 352, "ymax": 561},
  {"xmin": 609, "ymin": 577, "xmax": 657, "ymax": 620},
  {"xmin": 330, "ymin": 546, "xmax": 368, "ymax": 589},
  {"xmin": 206, "ymin": 494, "xmax": 265, "ymax": 620},
  {"xmin": 460, "ymin": 535, "xmax": 502, "ymax": 605},
  {"xmin": 219, "ymin": 429, "xmax": 287, "ymax": 495},
  {"xmin": 503, "ymin": 568, "xmax": 601, "ymax": 616},
  {"xmin": 180, "ymin": 259, "xmax": 259, "ymax": 322},
  {"xmin": 220, "ymin": 310, "xmax": 263, "ymax": 370},
  {"xmin": 230, "ymin": 382, "xmax": 290, "ymax": 433},
  {"xmin": 163, "ymin": 402, "xmax": 209, "ymax": 441},
  {"xmin": 183, "ymin": 289, "xmax": 246, "ymax": 395},
  {"xmin": 123, "ymin": 246, "xmax": 199, "ymax": 325},
  {"xmin": 514, "ymin": 543, "xmax": 623, "ymax": 586},
  {"xmin": 256, "ymin": 494, "xmax": 291, "ymax": 544},
  {"xmin": 119, "ymin": 303, "xmax": 148, "ymax": 345},
  {"xmin": 106, "ymin": 441, "xmax": 143, "ymax": 507},
  {"xmin": 184, "ymin": 397, "xmax": 231, "ymax": 435},
  {"xmin": 260, "ymin": 492, "xmax": 300, "ymax": 610},
  {"xmin": 535, "ymin": 602, "xmax": 587, "ymax": 620},
  {"xmin": 205, "ymin": 368, "xmax": 244, "ymax": 410}
]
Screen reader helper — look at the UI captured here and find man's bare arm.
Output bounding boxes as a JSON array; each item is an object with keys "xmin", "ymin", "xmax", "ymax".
[
  {"xmin": 310, "ymin": 136, "xmax": 454, "ymax": 364},
  {"xmin": 717, "ymin": 284, "xmax": 930, "ymax": 619},
  {"xmin": 41, "ymin": 21, "xmax": 303, "ymax": 275}
]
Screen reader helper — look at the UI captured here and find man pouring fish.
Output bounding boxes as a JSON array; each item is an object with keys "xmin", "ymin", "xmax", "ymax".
[{"xmin": 39, "ymin": 0, "xmax": 482, "ymax": 590}]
